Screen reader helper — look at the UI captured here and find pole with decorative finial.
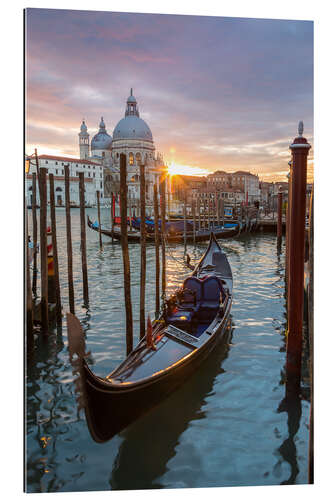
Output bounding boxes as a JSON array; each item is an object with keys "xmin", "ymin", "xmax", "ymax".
[{"xmin": 285, "ymin": 121, "xmax": 311, "ymax": 396}]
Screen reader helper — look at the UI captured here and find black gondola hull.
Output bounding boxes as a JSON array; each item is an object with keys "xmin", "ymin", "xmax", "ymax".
[
  {"xmin": 87, "ymin": 215, "xmax": 239, "ymax": 243},
  {"xmin": 81, "ymin": 300, "xmax": 232, "ymax": 443}
]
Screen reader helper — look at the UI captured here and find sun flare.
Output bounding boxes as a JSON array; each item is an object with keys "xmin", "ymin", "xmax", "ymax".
[{"xmin": 167, "ymin": 162, "xmax": 210, "ymax": 177}]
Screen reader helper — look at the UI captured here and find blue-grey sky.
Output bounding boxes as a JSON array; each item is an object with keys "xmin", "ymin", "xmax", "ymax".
[{"xmin": 25, "ymin": 8, "xmax": 313, "ymax": 180}]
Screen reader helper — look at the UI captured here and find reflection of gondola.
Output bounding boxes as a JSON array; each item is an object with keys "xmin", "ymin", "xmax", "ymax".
[
  {"xmin": 67, "ymin": 233, "xmax": 233, "ymax": 443},
  {"xmin": 110, "ymin": 323, "xmax": 233, "ymax": 490},
  {"xmin": 87, "ymin": 215, "xmax": 239, "ymax": 243}
]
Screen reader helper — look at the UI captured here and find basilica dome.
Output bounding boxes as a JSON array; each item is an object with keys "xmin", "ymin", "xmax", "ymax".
[
  {"xmin": 112, "ymin": 90, "xmax": 153, "ymax": 143},
  {"xmin": 91, "ymin": 117, "xmax": 112, "ymax": 150}
]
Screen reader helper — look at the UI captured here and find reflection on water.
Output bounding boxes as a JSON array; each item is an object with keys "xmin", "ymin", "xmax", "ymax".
[{"xmin": 25, "ymin": 208, "xmax": 310, "ymax": 492}]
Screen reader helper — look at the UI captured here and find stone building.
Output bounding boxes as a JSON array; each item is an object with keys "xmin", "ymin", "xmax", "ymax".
[{"xmin": 78, "ymin": 89, "xmax": 167, "ymax": 205}]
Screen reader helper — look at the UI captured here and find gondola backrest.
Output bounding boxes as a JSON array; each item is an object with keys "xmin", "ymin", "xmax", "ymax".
[
  {"xmin": 202, "ymin": 276, "xmax": 224, "ymax": 302},
  {"xmin": 183, "ymin": 277, "xmax": 202, "ymax": 302}
]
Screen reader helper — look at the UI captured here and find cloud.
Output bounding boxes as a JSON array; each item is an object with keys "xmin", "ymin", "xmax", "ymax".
[{"xmin": 25, "ymin": 9, "xmax": 313, "ymax": 180}]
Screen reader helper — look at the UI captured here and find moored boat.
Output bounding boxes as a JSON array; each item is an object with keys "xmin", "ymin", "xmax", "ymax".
[
  {"xmin": 67, "ymin": 233, "xmax": 233, "ymax": 442},
  {"xmin": 87, "ymin": 215, "xmax": 238, "ymax": 243}
]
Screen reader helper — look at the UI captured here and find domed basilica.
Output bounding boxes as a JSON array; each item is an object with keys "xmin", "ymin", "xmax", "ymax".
[{"xmin": 78, "ymin": 90, "xmax": 166, "ymax": 204}]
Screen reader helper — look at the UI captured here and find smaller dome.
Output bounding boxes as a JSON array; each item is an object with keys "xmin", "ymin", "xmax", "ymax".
[{"xmin": 91, "ymin": 117, "xmax": 112, "ymax": 150}]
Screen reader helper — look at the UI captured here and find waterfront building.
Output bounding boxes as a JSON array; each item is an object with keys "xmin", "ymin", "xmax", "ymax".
[
  {"xmin": 25, "ymin": 155, "xmax": 104, "ymax": 206},
  {"xmin": 207, "ymin": 170, "xmax": 260, "ymax": 203}
]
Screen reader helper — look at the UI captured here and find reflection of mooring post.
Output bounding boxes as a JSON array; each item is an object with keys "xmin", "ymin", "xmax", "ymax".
[
  {"xmin": 120, "ymin": 153, "xmax": 133, "ymax": 355},
  {"xmin": 153, "ymin": 183, "xmax": 160, "ymax": 317},
  {"xmin": 286, "ymin": 122, "xmax": 311, "ymax": 395},
  {"xmin": 277, "ymin": 186, "xmax": 283, "ymax": 250},
  {"xmin": 139, "ymin": 163, "xmax": 146, "ymax": 339}
]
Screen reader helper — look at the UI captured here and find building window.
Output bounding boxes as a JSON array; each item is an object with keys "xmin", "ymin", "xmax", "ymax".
[
  {"xmin": 136, "ymin": 152, "xmax": 142, "ymax": 164},
  {"xmin": 93, "ymin": 173, "xmax": 95, "ymax": 178},
  {"xmin": 62, "ymin": 170, "xmax": 64, "ymax": 175},
  {"xmin": 100, "ymin": 181, "xmax": 102, "ymax": 189},
  {"xmin": 56, "ymin": 187, "xmax": 62, "ymax": 192},
  {"xmin": 55, "ymin": 162, "xmax": 58, "ymax": 165},
  {"xmin": 93, "ymin": 165, "xmax": 95, "ymax": 169},
  {"xmin": 45, "ymin": 161, "xmax": 48, "ymax": 164},
  {"xmin": 56, "ymin": 169, "xmax": 58, "ymax": 174},
  {"xmin": 129, "ymin": 152, "xmax": 134, "ymax": 165},
  {"xmin": 88, "ymin": 165, "xmax": 90, "ymax": 169},
  {"xmin": 88, "ymin": 172, "xmax": 90, "ymax": 177}
]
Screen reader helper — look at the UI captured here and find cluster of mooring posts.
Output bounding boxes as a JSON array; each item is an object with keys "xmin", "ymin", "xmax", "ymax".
[
  {"xmin": 26, "ymin": 150, "xmax": 92, "ymax": 353},
  {"xmin": 117, "ymin": 153, "xmax": 167, "ymax": 354},
  {"xmin": 280, "ymin": 122, "xmax": 313, "ymax": 483}
]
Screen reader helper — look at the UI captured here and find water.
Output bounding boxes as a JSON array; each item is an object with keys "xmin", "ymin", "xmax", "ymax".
[{"xmin": 25, "ymin": 208, "xmax": 310, "ymax": 492}]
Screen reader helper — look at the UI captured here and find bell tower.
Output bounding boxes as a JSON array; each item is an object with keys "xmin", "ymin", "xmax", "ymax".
[{"xmin": 79, "ymin": 119, "xmax": 89, "ymax": 159}]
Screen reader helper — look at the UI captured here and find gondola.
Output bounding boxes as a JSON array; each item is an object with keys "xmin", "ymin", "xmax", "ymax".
[
  {"xmin": 87, "ymin": 215, "xmax": 239, "ymax": 243},
  {"xmin": 67, "ymin": 232, "xmax": 233, "ymax": 442}
]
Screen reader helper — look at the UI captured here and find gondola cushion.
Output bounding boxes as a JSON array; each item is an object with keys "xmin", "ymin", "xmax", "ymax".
[{"xmin": 167, "ymin": 309, "xmax": 194, "ymax": 326}]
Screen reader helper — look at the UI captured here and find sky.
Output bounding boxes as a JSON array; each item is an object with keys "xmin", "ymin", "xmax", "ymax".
[{"xmin": 25, "ymin": 8, "xmax": 314, "ymax": 181}]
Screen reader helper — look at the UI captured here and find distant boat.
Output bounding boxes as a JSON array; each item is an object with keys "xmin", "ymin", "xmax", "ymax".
[
  {"xmin": 67, "ymin": 232, "xmax": 233, "ymax": 442},
  {"xmin": 87, "ymin": 215, "xmax": 239, "ymax": 243}
]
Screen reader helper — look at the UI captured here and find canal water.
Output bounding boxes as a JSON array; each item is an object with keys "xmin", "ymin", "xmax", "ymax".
[{"xmin": 26, "ymin": 208, "xmax": 310, "ymax": 493}]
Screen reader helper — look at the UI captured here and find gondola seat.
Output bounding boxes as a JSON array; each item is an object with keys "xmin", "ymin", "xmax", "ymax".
[
  {"xmin": 196, "ymin": 276, "xmax": 225, "ymax": 321},
  {"xmin": 181, "ymin": 277, "xmax": 202, "ymax": 311}
]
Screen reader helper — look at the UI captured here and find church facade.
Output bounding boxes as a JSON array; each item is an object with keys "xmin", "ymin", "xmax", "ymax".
[{"xmin": 79, "ymin": 90, "xmax": 167, "ymax": 205}]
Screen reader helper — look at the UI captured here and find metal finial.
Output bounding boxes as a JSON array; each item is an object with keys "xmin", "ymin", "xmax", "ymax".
[
  {"xmin": 298, "ymin": 121, "xmax": 304, "ymax": 137},
  {"xmin": 130, "ymin": 88, "xmax": 133, "ymax": 96}
]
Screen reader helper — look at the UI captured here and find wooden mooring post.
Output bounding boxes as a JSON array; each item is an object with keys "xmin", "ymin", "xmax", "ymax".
[
  {"xmin": 111, "ymin": 192, "xmax": 115, "ymax": 243},
  {"xmin": 197, "ymin": 198, "xmax": 201, "ymax": 232},
  {"xmin": 161, "ymin": 176, "xmax": 167, "ymax": 301},
  {"xmin": 307, "ymin": 185, "xmax": 314, "ymax": 484},
  {"xmin": 32, "ymin": 172, "xmax": 38, "ymax": 296},
  {"xmin": 277, "ymin": 186, "xmax": 283, "ymax": 249},
  {"xmin": 192, "ymin": 199, "xmax": 196, "ymax": 246},
  {"xmin": 64, "ymin": 165, "xmax": 75, "ymax": 314},
  {"xmin": 286, "ymin": 122, "xmax": 311, "ymax": 395},
  {"xmin": 49, "ymin": 174, "xmax": 62, "ymax": 324},
  {"xmin": 39, "ymin": 167, "xmax": 49, "ymax": 332},
  {"xmin": 153, "ymin": 183, "xmax": 160, "ymax": 317},
  {"xmin": 79, "ymin": 173, "xmax": 89, "ymax": 306},
  {"xmin": 26, "ymin": 200, "xmax": 34, "ymax": 348},
  {"xmin": 285, "ymin": 164, "xmax": 292, "ymax": 289},
  {"xmin": 183, "ymin": 193, "xmax": 187, "ymax": 256},
  {"xmin": 96, "ymin": 190, "xmax": 102, "ymax": 250},
  {"xmin": 120, "ymin": 154, "xmax": 133, "ymax": 354},
  {"xmin": 139, "ymin": 164, "xmax": 146, "ymax": 339}
]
